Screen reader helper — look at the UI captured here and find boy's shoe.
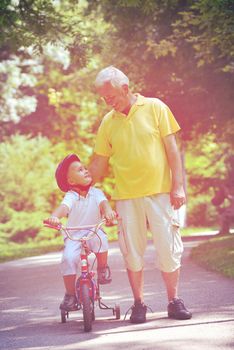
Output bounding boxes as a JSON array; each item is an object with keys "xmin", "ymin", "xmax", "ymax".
[
  {"xmin": 168, "ymin": 298, "xmax": 192, "ymax": 320},
  {"xmin": 60, "ymin": 293, "xmax": 77, "ymax": 311},
  {"xmin": 130, "ymin": 300, "xmax": 147, "ymax": 324},
  {"xmin": 97, "ymin": 265, "xmax": 112, "ymax": 284}
]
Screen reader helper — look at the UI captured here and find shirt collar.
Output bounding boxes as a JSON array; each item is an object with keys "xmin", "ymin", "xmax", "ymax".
[
  {"xmin": 134, "ymin": 93, "xmax": 145, "ymax": 106},
  {"xmin": 70, "ymin": 187, "xmax": 94, "ymax": 199},
  {"xmin": 112, "ymin": 93, "xmax": 145, "ymax": 118}
]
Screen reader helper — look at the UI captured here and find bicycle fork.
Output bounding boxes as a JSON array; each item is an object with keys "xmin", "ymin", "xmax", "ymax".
[{"xmin": 76, "ymin": 243, "xmax": 96, "ymax": 304}]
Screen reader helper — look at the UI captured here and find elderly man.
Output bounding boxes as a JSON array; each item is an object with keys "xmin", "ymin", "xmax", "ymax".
[{"xmin": 89, "ymin": 66, "xmax": 192, "ymax": 323}]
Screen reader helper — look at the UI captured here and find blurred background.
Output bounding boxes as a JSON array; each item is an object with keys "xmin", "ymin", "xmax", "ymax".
[{"xmin": 0, "ymin": 0, "xmax": 233, "ymax": 260}]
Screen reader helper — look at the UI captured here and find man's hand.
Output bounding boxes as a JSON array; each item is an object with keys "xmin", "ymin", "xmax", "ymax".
[
  {"xmin": 170, "ymin": 186, "xmax": 186, "ymax": 210},
  {"xmin": 103, "ymin": 210, "xmax": 118, "ymax": 226},
  {"xmin": 88, "ymin": 154, "xmax": 109, "ymax": 184}
]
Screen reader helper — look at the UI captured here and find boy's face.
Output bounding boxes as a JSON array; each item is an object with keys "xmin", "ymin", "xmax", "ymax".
[{"xmin": 67, "ymin": 161, "xmax": 92, "ymax": 188}]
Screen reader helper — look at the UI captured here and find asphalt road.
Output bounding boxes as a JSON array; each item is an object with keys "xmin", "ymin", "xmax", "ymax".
[{"xmin": 0, "ymin": 239, "xmax": 234, "ymax": 350}]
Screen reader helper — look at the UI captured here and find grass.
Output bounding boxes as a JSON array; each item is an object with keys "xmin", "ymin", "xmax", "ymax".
[
  {"xmin": 0, "ymin": 226, "xmax": 222, "ymax": 264},
  {"xmin": 0, "ymin": 239, "xmax": 64, "ymax": 263},
  {"xmin": 191, "ymin": 235, "xmax": 234, "ymax": 279}
]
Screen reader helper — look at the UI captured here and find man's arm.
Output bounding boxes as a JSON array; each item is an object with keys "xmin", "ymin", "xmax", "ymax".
[
  {"xmin": 99, "ymin": 200, "xmax": 116, "ymax": 222},
  {"xmin": 89, "ymin": 153, "xmax": 109, "ymax": 184},
  {"xmin": 163, "ymin": 134, "xmax": 186, "ymax": 209}
]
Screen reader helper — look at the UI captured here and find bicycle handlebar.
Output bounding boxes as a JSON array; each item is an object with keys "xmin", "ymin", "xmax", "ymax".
[{"xmin": 43, "ymin": 218, "xmax": 117, "ymax": 242}]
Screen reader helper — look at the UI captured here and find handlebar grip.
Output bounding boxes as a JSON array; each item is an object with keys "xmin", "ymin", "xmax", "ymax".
[{"xmin": 43, "ymin": 220, "xmax": 62, "ymax": 230}]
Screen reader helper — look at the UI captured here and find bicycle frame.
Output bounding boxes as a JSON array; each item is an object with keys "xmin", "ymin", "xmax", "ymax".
[
  {"xmin": 43, "ymin": 219, "xmax": 106, "ymax": 304},
  {"xmin": 43, "ymin": 218, "xmax": 120, "ymax": 331}
]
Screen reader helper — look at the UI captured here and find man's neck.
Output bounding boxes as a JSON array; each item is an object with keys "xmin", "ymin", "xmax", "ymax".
[{"xmin": 122, "ymin": 93, "xmax": 137, "ymax": 115}]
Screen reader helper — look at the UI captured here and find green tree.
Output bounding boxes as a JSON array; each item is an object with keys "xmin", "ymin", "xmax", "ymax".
[
  {"xmin": 0, "ymin": 134, "xmax": 72, "ymax": 241},
  {"xmin": 0, "ymin": 0, "xmax": 87, "ymax": 64},
  {"xmin": 88, "ymin": 0, "xmax": 234, "ymax": 141},
  {"xmin": 185, "ymin": 133, "xmax": 231, "ymax": 226},
  {"xmin": 0, "ymin": 134, "xmax": 57, "ymax": 217}
]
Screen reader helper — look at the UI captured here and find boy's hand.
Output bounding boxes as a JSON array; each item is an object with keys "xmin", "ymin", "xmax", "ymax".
[{"xmin": 45, "ymin": 216, "xmax": 61, "ymax": 226}]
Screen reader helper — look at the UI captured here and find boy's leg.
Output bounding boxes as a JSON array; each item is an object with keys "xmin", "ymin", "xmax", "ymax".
[
  {"xmin": 60, "ymin": 238, "xmax": 81, "ymax": 310},
  {"xmin": 96, "ymin": 251, "xmax": 112, "ymax": 284},
  {"xmin": 60, "ymin": 275, "xmax": 78, "ymax": 311},
  {"xmin": 95, "ymin": 251, "xmax": 108, "ymax": 269},
  {"xmin": 90, "ymin": 231, "xmax": 111, "ymax": 284},
  {"xmin": 63, "ymin": 274, "xmax": 76, "ymax": 295}
]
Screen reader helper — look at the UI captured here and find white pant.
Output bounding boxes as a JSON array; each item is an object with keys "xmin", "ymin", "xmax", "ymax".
[
  {"xmin": 116, "ymin": 194, "xmax": 184, "ymax": 272},
  {"xmin": 61, "ymin": 229, "xmax": 108, "ymax": 276}
]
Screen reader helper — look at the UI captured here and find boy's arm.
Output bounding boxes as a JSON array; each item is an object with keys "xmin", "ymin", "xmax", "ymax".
[
  {"xmin": 99, "ymin": 200, "xmax": 116, "ymax": 222},
  {"xmin": 46, "ymin": 204, "xmax": 69, "ymax": 225}
]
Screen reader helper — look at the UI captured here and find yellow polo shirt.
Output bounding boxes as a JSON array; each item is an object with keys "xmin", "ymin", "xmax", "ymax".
[{"xmin": 94, "ymin": 94, "xmax": 180, "ymax": 200}]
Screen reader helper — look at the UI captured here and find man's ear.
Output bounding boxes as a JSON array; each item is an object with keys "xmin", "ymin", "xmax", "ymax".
[{"xmin": 122, "ymin": 84, "xmax": 129, "ymax": 94}]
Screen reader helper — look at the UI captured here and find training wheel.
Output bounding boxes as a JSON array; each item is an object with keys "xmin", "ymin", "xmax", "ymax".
[
  {"xmin": 61, "ymin": 309, "xmax": 68, "ymax": 323},
  {"xmin": 114, "ymin": 304, "xmax": 120, "ymax": 319},
  {"xmin": 92, "ymin": 307, "xmax": 95, "ymax": 321}
]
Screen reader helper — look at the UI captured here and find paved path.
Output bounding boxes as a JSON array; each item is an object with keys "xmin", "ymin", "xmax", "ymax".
[{"xmin": 0, "ymin": 239, "xmax": 234, "ymax": 350}]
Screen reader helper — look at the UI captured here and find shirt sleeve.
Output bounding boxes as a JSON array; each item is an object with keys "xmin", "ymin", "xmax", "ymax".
[
  {"xmin": 94, "ymin": 188, "xmax": 107, "ymax": 206},
  {"xmin": 156, "ymin": 100, "xmax": 181, "ymax": 137},
  {"xmin": 94, "ymin": 118, "xmax": 113, "ymax": 157},
  {"xmin": 61, "ymin": 191, "xmax": 76, "ymax": 212}
]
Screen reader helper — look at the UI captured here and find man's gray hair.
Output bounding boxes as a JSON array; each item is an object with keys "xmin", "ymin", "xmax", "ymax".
[{"xmin": 95, "ymin": 66, "xmax": 129, "ymax": 88}]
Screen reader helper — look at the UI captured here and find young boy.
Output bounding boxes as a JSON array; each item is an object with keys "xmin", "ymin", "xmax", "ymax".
[{"xmin": 45, "ymin": 154, "xmax": 116, "ymax": 311}]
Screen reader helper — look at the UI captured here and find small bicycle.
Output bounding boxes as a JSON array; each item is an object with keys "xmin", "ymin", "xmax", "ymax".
[{"xmin": 43, "ymin": 219, "xmax": 120, "ymax": 332}]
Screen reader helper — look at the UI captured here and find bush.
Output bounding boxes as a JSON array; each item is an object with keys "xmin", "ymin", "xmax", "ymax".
[
  {"xmin": 187, "ymin": 195, "xmax": 218, "ymax": 227},
  {"xmin": 0, "ymin": 134, "xmax": 59, "ymax": 221},
  {"xmin": 0, "ymin": 211, "xmax": 46, "ymax": 242}
]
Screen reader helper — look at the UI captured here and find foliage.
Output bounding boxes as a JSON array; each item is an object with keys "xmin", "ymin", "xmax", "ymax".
[
  {"xmin": 172, "ymin": 0, "xmax": 234, "ymax": 73},
  {"xmin": 0, "ymin": 52, "xmax": 42, "ymax": 123},
  {"xmin": 0, "ymin": 210, "xmax": 44, "ymax": 242},
  {"xmin": 88, "ymin": 0, "xmax": 234, "ymax": 141},
  {"xmin": 185, "ymin": 133, "xmax": 231, "ymax": 226},
  {"xmin": 0, "ymin": 135, "xmax": 56, "ymax": 222},
  {"xmin": 191, "ymin": 235, "xmax": 234, "ymax": 278},
  {"xmin": 0, "ymin": 0, "xmax": 88, "ymax": 66},
  {"xmin": 0, "ymin": 238, "xmax": 63, "ymax": 263},
  {"xmin": 0, "ymin": 0, "xmax": 109, "ymax": 128}
]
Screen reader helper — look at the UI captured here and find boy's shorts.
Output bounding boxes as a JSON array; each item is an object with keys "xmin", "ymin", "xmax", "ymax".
[
  {"xmin": 61, "ymin": 229, "xmax": 108, "ymax": 276},
  {"xmin": 116, "ymin": 193, "xmax": 184, "ymax": 273}
]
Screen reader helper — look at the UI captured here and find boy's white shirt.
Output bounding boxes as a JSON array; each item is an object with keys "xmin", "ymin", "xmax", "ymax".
[{"xmin": 61, "ymin": 187, "xmax": 107, "ymax": 231}]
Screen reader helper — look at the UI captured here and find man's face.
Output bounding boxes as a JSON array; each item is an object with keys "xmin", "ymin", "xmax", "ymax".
[
  {"xmin": 67, "ymin": 161, "xmax": 92, "ymax": 187},
  {"xmin": 97, "ymin": 82, "xmax": 129, "ymax": 113}
]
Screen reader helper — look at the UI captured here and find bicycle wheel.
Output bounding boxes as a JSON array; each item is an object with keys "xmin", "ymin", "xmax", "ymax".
[
  {"xmin": 115, "ymin": 304, "xmax": 121, "ymax": 320},
  {"xmin": 81, "ymin": 283, "xmax": 93, "ymax": 332},
  {"xmin": 61, "ymin": 309, "xmax": 67, "ymax": 323}
]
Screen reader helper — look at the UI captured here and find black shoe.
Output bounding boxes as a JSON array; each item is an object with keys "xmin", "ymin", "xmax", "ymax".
[
  {"xmin": 130, "ymin": 301, "xmax": 147, "ymax": 324},
  {"xmin": 60, "ymin": 293, "xmax": 77, "ymax": 311},
  {"xmin": 97, "ymin": 265, "xmax": 112, "ymax": 284},
  {"xmin": 168, "ymin": 298, "xmax": 192, "ymax": 320}
]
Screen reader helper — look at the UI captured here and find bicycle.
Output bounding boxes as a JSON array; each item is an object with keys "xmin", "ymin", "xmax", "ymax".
[{"xmin": 43, "ymin": 218, "xmax": 120, "ymax": 332}]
